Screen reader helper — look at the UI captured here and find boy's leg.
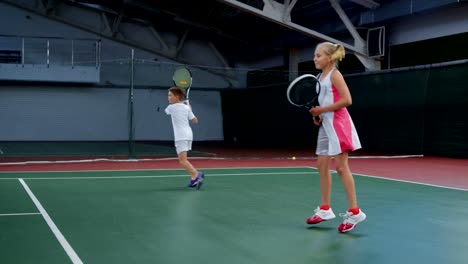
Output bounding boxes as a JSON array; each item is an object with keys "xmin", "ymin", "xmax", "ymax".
[
  {"xmin": 176, "ymin": 141, "xmax": 204, "ymax": 189},
  {"xmin": 176, "ymin": 141, "xmax": 197, "ymax": 179},
  {"xmin": 178, "ymin": 151, "xmax": 198, "ymax": 179}
]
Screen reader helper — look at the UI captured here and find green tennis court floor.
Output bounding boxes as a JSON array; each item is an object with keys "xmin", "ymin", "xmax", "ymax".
[{"xmin": 1, "ymin": 167, "xmax": 467, "ymax": 264}]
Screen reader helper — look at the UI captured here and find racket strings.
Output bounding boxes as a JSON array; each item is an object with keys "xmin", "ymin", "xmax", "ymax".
[{"xmin": 289, "ymin": 78, "xmax": 319, "ymax": 105}]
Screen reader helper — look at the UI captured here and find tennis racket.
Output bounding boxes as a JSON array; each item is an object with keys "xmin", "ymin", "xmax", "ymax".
[
  {"xmin": 172, "ymin": 67, "xmax": 193, "ymax": 105},
  {"xmin": 286, "ymin": 74, "xmax": 322, "ymax": 123}
]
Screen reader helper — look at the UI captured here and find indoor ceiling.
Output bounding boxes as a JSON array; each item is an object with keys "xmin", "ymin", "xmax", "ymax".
[{"xmin": 64, "ymin": 0, "xmax": 462, "ymax": 63}]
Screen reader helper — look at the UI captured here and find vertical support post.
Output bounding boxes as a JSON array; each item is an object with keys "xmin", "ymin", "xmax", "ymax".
[
  {"xmin": 95, "ymin": 41, "xmax": 99, "ymax": 69},
  {"xmin": 21, "ymin": 38, "xmax": 25, "ymax": 67},
  {"xmin": 128, "ymin": 48, "xmax": 136, "ymax": 159},
  {"xmin": 98, "ymin": 40, "xmax": 102, "ymax": 68},
  {"xmin": 71, "ymin": 40, "xmax": 74, "ymax": 68},
  {"xmin": 288, "ymin": 47, "xmax": 299, "ymax": 81},
  {"xmin": 47, "ymin": 39, "xmax": 50, "ymax": 67}
]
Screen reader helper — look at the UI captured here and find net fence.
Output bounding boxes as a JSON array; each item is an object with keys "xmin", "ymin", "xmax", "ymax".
[{"xmin": 1, "ymin": 50, "xmax": 467, "ymax": 162}]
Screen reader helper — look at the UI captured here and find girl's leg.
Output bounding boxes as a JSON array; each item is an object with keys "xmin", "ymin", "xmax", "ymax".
[
  {"xmin": 317, "ymin": 155, "xmax": 333, "ymax": 206},
  {"xmin": 306, "ymin": 155, "xmax": 335, "ymax": 224},
  {"xmin": 335, "ymin": 151, "xmax": 366, "ymax": 233},
  {"xmin": 178, "ymin": 151, "xmax": 198, "ymax": 179},
  {"xmin": 334, "ymin": 151, "xmax": 358, "ymax": 209}
]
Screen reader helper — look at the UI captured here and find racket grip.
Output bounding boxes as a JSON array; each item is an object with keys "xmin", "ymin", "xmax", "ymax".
[{"xmin": 313, "ymin": 115, "xmax": 321, "ymax": 124}]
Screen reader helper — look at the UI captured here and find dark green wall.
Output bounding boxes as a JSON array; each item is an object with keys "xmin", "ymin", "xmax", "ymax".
[{"xmin": 222, "ymin": 62, "xmax": 468, "ymax": 158}]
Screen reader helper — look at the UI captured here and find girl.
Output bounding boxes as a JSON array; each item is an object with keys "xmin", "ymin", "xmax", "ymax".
[
  {"xmin": 307, "ymin": 42, "xmax": 366, "ymax": 233},
  {"xmin": 165, "ymin": 87, "xmax": 204, "ymax": 189}
]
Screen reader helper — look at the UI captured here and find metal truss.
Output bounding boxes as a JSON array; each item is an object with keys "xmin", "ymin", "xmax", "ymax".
[{"xmin": 217, "ymin": 0, "xmax": 381, "ymax": 70}]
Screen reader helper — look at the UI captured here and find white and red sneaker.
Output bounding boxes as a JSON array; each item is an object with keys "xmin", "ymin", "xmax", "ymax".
[
  {"xmin": 306, "ymin": 207, "xmax": 336, "ymax": 224},
  {"xmin": 338, "ymin": 209, "xmax": 366, "ymax": 233}
]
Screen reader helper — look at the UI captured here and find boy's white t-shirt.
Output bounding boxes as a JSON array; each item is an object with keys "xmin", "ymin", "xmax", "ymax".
[{"xmin": 165, "ymin": 103, "xmax": 196, "ymax": 141}]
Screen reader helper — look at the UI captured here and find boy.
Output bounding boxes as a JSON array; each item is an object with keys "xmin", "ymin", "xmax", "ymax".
[{"xmin": 165, "ymin": 87, "xmax": 204, "ymax": 189}]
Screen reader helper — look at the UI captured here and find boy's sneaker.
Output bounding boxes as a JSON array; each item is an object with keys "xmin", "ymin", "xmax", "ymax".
[
  {"xmin": 187, "ymin": 178, "xmax": 198, "ymax": 188},
  {"xmin": 195, "ymin": 172, "xmax": 204, "ymax": 190},
  {"xmin": 306, "ymin": 207, "xmax": 336, "ymax": 224},
  {"xmin": 187, "ymin": 172, "xmax": 205, "ymax": 189},
  {"xmin": 338, "ymin": 209, "xmax": 366, "ymax": 233}
]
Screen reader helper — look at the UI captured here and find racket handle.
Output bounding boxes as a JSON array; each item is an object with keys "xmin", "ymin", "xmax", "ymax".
[{"xmin": 313, "ymin": 115, "xmax": 322, "ymax": 126}]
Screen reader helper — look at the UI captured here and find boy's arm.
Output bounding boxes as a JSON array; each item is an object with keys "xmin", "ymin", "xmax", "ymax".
[
  {"xmin": 165, "ymin": 105, "xmax": 171, "ymax": 115},
  {"xmin": 187, "ymin": 107, "xmax": 197, "ymax": 124}
]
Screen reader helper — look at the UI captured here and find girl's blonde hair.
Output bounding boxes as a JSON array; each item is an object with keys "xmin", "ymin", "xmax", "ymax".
[{"xmin": 317, "ymin": 42, "xmax": 346, "ymax": 66}]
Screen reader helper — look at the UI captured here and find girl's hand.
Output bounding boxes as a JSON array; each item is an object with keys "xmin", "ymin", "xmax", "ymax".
[
  {"xmin": 309, "ymin": 106, "xmax": 324, "ymax": 116},
  {"xmin": 313, "ymin": 115, "xmax": 322, "ymax": 126}
]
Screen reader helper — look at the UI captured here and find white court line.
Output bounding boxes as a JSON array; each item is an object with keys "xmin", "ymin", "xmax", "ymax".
[
  {"xmin": 0, "ymin": 212, "xmax": 41, "ymax": 217},
  {"xmin": 2, "ymin": 171, "xmax": 317, "ymax": 180},
  {"xmin": 0, "ymin": 166, "xmax": 313, "ymax": 174},
  {"xmin": 305, "ymin": 166, "xmax": 468, "ymax": 192},
  {"xmin": 3, "ymin": 167, "xmax": 467, "ymax": 192},
  {"xmin": 348, "ymin": 155, "xmax": 423, "ymax": 159},
  {"xmin": 0, "ymin": 155, "xmax": 424, "ymax": 166},
  {"xmin": 19, "ymin": 179, "xmax": 83, "ymax": 264}
]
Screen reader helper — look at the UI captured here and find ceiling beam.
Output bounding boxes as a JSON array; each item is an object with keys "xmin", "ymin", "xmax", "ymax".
[
  {"xmin": 328, "ymin": 0, "xmax": 365, "ymax": 49},
  {"xmin": 349, "ymin": 0, "xmax": 380, "ymax": 9},
  {"xmin": 112, "ymin": 12, "xmax": 124, "ymax": 36},
  {"xmin": 217, "ymin": 0, "xmax": 365, "ymax": 55},
  {"xmin": 217, "ymin": 0, "xmax": 381, "ymax": 70},
  {"xmin": 209, "ymin": 42, "xmax": 231, "ymax": 69},
  {"xmin": 329, "ymin": 0, "xmax": 379, "ymax": 70},
  {"xmin": 111, "ymin": 0, "xmax": 127, "ymax": 36},
  {"xmin": 100, "ymin": 12, "xmax": 113, "ymax": 36},
  {"xmin": 282, "ymin": 0, "xmax": 298, "ymax": 22},
  {"xmin": 175, "ymin": 29, "xmax": 189, "ymax": 58},
  {"xmin": 148, "ymin": 26, "xmax": 169, "ymax": 51}
]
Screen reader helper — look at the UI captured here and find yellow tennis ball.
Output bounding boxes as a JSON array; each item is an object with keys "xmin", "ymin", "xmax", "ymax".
[{"xmin": 292, "ymin": 156, "xmax": 296, "ymax": 160}]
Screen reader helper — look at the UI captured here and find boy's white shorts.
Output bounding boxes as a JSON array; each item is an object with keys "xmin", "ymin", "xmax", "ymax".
[{"xmin": 175, "ymin": 140, "xmax": 192, "ymax": 154}]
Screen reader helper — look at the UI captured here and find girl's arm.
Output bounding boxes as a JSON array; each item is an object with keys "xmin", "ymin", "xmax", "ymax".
[
  {"xmin": 324, "ymin": 70, "xmax": 352, "ymax": 112},
  {"xmin": 310, "ymin": 70, "xmax": 352, "ymax": 116}
]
